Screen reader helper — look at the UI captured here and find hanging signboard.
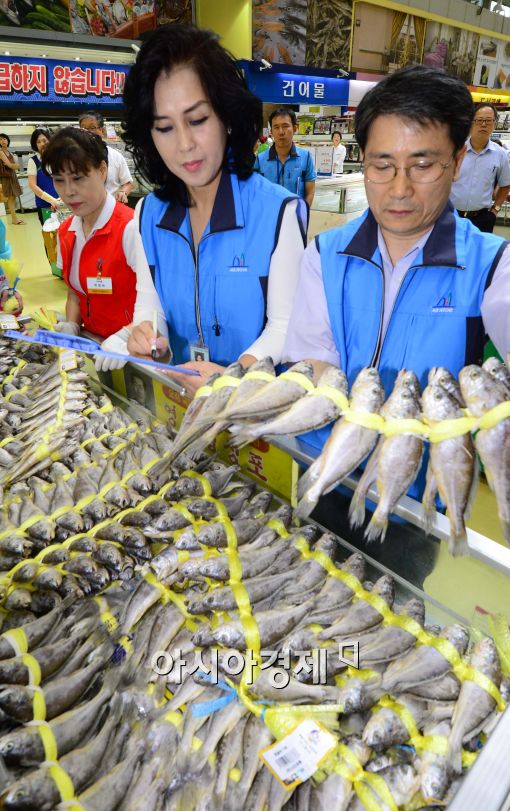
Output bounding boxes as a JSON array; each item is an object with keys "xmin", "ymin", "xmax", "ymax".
[
  {"xmin": 0, "ymin": 56, "xmax": 129, "ymax": 106},
  {"xmin": 245, "ymin": 69, "xmax": 349, "ymax": 107}
]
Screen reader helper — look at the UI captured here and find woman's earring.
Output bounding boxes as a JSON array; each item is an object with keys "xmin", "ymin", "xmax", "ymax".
[{"xmin": 227, "ymin": 126, "xmax": 232, "ymax": 135}]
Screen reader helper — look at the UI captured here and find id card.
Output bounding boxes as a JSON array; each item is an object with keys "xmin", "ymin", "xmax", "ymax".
[
  {"xmin": 86, "ymin": 277, "xmax": 113, "ymax": 294},
  {"xmin": 189, "ymin": 343, "xmax": 210, "ymax": 362}
]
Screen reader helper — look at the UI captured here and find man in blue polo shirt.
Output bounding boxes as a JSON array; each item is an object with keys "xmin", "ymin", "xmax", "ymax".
[
  {"xmin": 450, "ymin": 102, "xmax": 510, "ymax": 232},
  {"xmin": 254, "ymin": 107, "xmax": 316, "ymax": 208}
]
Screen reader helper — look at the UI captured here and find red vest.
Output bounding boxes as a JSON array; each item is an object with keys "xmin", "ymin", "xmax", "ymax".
[{"xmin": 59, "ymin": 201, "xmax": 136, "ymax": 339}]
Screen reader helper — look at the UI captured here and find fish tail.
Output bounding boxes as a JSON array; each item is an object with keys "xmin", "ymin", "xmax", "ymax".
[
  {"xmin": 294, "ymin": 492, "xmax": 318, "ymax": 520},
  {"xmin": 227, "ymin": 432, "xmax": 251, "ymax": 449},
  {"xmin": 446, "ymin": 727, "xmax": 464, "ymax": 775},
  {"xmin": 365, "ymin": 509, "xmax": 388, "ymax": 543},
  {"xmin": 499, "ymin": 516, "xmax": 510, "ymax": 545},
  {"xmin": 448, "ymin": 528, "xmax": 469, "ymax": 557},
  {"xmin": 348, "ymin": 489, "xmax": 366, "ymax": 529}
]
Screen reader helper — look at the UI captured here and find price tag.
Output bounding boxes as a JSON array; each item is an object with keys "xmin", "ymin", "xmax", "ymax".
[
  {"xmin": 0, "ymin": 313, "xmax": 19, "ymax": 330},
  {"xmin": 86, "ymin": 277, "xmax": 113, "ymax": 294},
  {"xmin": 260, "ymin": 719, "xmax": 337, "ymax": 790},
  {"xmin": 59, "ymin": 349, "xmax": 78, "ymax": 371}
]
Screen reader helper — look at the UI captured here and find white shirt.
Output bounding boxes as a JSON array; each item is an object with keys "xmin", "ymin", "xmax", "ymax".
[
  {"xmin": 56, "ymin": 193, "xmax": 167, "ymax": 337},
  {"xmin": 333, "ymin": 144, "xmax": 347, "ymax": 175},
  {"xmin": 27, "ymin": 155, "xmax": 38, "ymax": 176},
  {"xmin": 450, "ymin": 137, "xmax": 510, "ymax": 211},
  {"xmin": 105, "ymin": 145, "xmax": 132, "ymax": 196},
  {"xmin": 133, "ymin": 197, "xmax": 304, "ymax": 364}
]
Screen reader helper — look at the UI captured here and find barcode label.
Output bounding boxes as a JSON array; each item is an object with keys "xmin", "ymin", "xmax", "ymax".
[
  {"xmin": 0, "ymin": 313, "xmax": 19, "ymax": 330},
  {"xmin": 260, "ymin": 719, "xmax": 337, "ymax": 790},
  {"xmin": 59, "ymin": 349, "xmax": 78, "ymax": 371}
]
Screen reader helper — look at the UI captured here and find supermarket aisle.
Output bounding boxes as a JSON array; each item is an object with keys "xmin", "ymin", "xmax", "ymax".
[{"xmin": 1, "ymin": 211, "xmax": 67, "ymax": 315}]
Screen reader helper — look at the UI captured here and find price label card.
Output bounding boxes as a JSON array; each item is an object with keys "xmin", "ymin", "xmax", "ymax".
[
  {"xmin": 0, "ymin": 313, "xmax": 19, "ymax": 330},
  {"xmin": 86, "ymin": 277, "xmax": 113, "ymax": 294},
  {"xmin": 59, "ymin": 349, "xmax": 78, "ymax": 371},
  {"xmin": 260, "ymin": 719, "xmax": 337, "ymax": 790}
]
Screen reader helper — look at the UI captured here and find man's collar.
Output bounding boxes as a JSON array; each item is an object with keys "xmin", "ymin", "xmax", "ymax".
[
  {"xmin": 467, "ymin": 136, "xmax": 494, "ymax": 154},
  {"xmin": 343, "ymin": 202, "xmax": 463, "ymax": 269},
  {"xmin": 268, "ymin": 143, "xmax": 298, "ymax": 161}
]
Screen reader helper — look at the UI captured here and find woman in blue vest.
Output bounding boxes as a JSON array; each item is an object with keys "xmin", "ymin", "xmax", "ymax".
[
  {"xmin": 27, "ymin": 129, "xmax": 61, "ymax": 224},
  {"xmin": 123, "ymin": 24, "xmax": 307, "ymax": 395}
]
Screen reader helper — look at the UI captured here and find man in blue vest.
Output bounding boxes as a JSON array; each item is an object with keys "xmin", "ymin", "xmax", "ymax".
[
  {"xmin": 284, "ymin": 65, "xmax": 510, "ymax": 398},
  {"xmin": 254, "ymin": 108, "xmax": 316, "ymax": 208}
]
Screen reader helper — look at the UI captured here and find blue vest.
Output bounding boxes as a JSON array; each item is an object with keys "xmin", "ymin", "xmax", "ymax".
[
  {"xmin": 32, "ymin": 154, "xmax": 57, "ymax": 209},
  {"xmin": 140, "ymin": 170, "xmax": 307, "ymax": 365},
  {"xmin": 255, "ymin": 144, "xmax": 316, "ymax": 199},
  {"xmin": 302, "ymin": 203, "xmax": 507, "ymax": 461}
]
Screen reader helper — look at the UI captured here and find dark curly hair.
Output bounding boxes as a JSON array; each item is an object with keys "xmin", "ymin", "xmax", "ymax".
[
  {"xmin": 42, "ymin": 127, "xmax": 108, "ymax": 176},
  {"xmin": 122, "ymin": 24, "xmax": 261, "ymax": 205}
]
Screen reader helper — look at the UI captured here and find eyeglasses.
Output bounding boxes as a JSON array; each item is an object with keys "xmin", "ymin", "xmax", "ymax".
[
  {"xmin": 363, "ymin": 155, "xmax": 455, "ymax": 184},
  {"xmin": 473, "ymin": 117, "xmax": 495, "ymax": 125}
]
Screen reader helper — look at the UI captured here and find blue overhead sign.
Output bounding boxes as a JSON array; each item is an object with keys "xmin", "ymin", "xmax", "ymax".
[
  {"xmin": 245, "ymin": 70, "xmax": 349, "ymax": 106},
  {"xmin": 0, "ymin": 56, "xmax": 129, "ymax": 106}
]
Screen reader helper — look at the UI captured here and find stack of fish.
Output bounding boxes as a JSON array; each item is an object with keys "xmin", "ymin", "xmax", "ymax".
[
  {"xmin": 0, "ymin": 336, "xmax": 506, "ymax": 810},
  {"xmin": 166, "ymin": 356, "xmax": 510, "ymax": 556}
]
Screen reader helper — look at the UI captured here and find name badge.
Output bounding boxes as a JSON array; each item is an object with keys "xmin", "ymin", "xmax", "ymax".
[{"xmin": 86, "ymin": 277, "xmax": 113, "ymax": 294}]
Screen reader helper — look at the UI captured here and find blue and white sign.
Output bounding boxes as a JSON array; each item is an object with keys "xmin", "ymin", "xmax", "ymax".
[
  {"xmin": 0, "ymin": 55, "xmax": 129, "ymax": 106},
  {"xmin": 245, "ymin": 70, "xmax": 349, "ymax": 107}
]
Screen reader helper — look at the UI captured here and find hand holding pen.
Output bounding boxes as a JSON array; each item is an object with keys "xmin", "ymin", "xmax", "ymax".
[{"xmin": 127, "ymin": 318, "xmax": 169, "ymax": 360}]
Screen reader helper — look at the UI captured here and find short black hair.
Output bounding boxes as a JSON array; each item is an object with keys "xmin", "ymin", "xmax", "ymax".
[
  {"xmin": 269, "ymin": 107, "xmax": 297, "ymax": 127},
  {"xmin": 474, "ymin": 102, "xmax": 498, "ymax": 120},
  {"xmin": 0, "ymin": 133, "xmax": 10, "ymax": 146},
  {"xmin": 355, "ymin": 65, "xmax": 474, "ymax": 153},
  {"xmin": 78, "ymin": 110, "xmax": 104, "ymax": 128},
  {"xmin": 30, "ymin": 128, "xmax": 51, "ymax": 152},
  {"xmin": 122, "ymin": 24, "xmax": 261, "ymax": 205},
  {"xmin": 42, "ymin": 127, "xmax": 108, "ymax": 176},
  {"xmin": 331, "ymin": 131, "xmax": 342, "ymax": 141}
]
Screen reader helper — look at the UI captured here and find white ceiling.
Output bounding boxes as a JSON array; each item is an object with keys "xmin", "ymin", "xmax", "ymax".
[{"xmin": 0, "ymin": 40, "xmax": 135, "ymax": 64}]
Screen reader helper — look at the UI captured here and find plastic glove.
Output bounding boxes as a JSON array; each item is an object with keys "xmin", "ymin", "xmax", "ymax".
[
  {"xmin": 54, "ymin": 321, "xmax": 80, "ymax": 335},
  {"xmin": 95, "ymin": 327, "xmax": 130, "ymax": 372}
]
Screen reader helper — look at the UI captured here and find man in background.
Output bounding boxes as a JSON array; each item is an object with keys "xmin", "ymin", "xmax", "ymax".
[
  {"xmin": 254, "ymin": 107, "xmax": 316, "ymax": 208},
  {"xmin": 450, "ymin": 102, "xmax": 510, "ymax": 232},
  {"xmin": 79, "ymin": 110, "xmax": 134, "ymax": 204}
]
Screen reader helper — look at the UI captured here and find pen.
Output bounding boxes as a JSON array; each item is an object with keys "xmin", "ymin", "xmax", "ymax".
[{"xmin": 151, "ymin": 311, "xmax": 158, "ymax": 361}]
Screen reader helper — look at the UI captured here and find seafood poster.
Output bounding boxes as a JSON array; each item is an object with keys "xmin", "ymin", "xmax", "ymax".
[
  {"xmin": 253, "ymin": 0, "xmax": 308, "ymax": 66},
  {"xmin": 473, "ymin": 37, "xmax": 510, "ymax": 90},
  {"xmin": 423, "ymin": 22, "xmax": 479, "ymax": 86},
  {"xmin": 68, "ymin": 0, "xmax": 191, "ymax": 38},
  {"xmin": 306, "ymin": 0, "xmax": 352, "ymax": 70}
]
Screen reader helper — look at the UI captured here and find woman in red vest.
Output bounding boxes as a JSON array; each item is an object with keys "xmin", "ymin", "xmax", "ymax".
[{"xmin": 41, "ymin": 128, "xmax": 165, "ymax": 371}]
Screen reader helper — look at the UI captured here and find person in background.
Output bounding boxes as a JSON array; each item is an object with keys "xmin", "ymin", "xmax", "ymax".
[
  {"xmin": 0, "ymin": 134, "xmax": 24, "ymax": 226},
  {"xmin": 41, "ymin": 127, "xmax": 165, "ymax": 371},
  {"xmin": 27, "ymin": 128, "xmax": 61, "ymax": 223},
  {"xmin": 450, "ymin": 102, "xmax": 510, "ymax": 233},
  {"xmin": 257, "ymin": 134, "xmax": 270, "ymax": 154},
  {"xmin": 254, "ymin": 107, "xmax": 316, "ymax": 208},
  {"xmin": 331, "ymin": 130, "xmax": 346, "ymax": 175},
  {"xmin": 123, "ymin": 24, "xmax": 307, "ymax": 396},
  {"xmin": 78, "ymin": 111, "xmax": 134, "ymax": 204}
]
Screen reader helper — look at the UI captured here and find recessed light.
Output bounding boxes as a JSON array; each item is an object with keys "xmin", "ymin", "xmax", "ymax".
[
  {"xmin": 75, "ymin": 57, "xmax": 80, "ymax": 61},
  {"xmin": 107, "ymin": 59, "xmax": 111, "ymax": 63},
  {"xmin": 4, "ymin": 51, "xmax": 10, "ymax": 55},
  {"xmin": 42, "ymin": 54, "xmax": 46, "ymax": 58}
]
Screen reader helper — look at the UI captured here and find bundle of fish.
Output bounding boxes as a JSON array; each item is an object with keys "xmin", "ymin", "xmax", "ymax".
[
  {"xmin": 0, "ymin": 446, "xmax": 506, "ymax": 809},
  {"xmin": 167, "ymin": 356, "xmax": 510, "ymax": 556}
]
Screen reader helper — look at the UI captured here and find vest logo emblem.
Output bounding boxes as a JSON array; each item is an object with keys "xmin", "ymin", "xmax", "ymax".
[
  {"xmin": 432, "ymin": 292, "xmax": 454, "ymax": 313},
  {"xmin": 229, "ymin": 254, "xmax": 248, "ymax": 272}
]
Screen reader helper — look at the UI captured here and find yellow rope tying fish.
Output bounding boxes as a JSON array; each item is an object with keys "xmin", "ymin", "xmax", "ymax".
[
  {"xmin": 279, "ymin": 370, "xmax": 316, "ymax": 392},
  {"xmin": 310, "ymin": 385, "xmax": 350, "ymax": 412}
]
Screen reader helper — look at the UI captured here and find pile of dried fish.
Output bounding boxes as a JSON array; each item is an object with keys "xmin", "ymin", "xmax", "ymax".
[{"xmin": 168, "ymin": 356, "xmax": 510, "ymax": 556}]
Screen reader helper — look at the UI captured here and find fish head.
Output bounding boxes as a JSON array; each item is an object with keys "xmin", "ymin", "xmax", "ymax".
[
  {"xmin": 343, "ymin": 552, "xmax": 366, "ymax": 581},
  {"xmin": 223, "ymin": 362, "xmax": 245, "ymax": 379},
  {"xmin": 421, "ymin": 761, "xmax": 450, "ymax": 802},
  {"xmin": 197, "ymin": 525, "xmax": 224, "ymax": 547},
  {"xmin": 470, "ymin": 636, "xmax": 501, "ymax": 679},
  {"xmin": 396, "ymin": 369, "xmax": 421, "ymax": 398},
  {"xmin": 2, "ymin": 779, "xmax": 40, "ymax": 811},
  {"xmin": 373, "ymin": 575, "xmax": 395, "ymax": 606},
  {"xmin": 317, "ymin": 365, "xmax": 349, "ymax": 393},
  {"xmin": 288, "ymin": 360, "xmax": 315, "ymax": 380},
  {"xmin": 251, "ymin": 357, "xmax": 275, "ymax": 376},
  {"xmin": 442, "ymin": 623, "xmax": 469, "ymax": 655},
  {"xmin": 192, "ymin": 626, "xmax": 215, "ymax": 647},
  {"xmin": 383, "ymin": 378, "xmax": 421, "ymax": 419},
  {"xmin": 422, "ymin": 384, "xmax": 460, "ymax": 421},
  {"xmin": 212, "ymin": 626, "xmax": 242, "ymax": 648},
  {"xmin": 380, "ymin": 764, "xmax": 420, "ymax": 804},
  {"xmin": 339, "ymin": 682, "xmax": 364, "ymax": 714},
  {"xmin": 362, "ymin": 708, "xmax": 399, "ymax": 750},
  {"xmin": 399, "ymin": 598, "xmax": 425, "ymax": 626},
  {"xmin": 347, "ymin": 736, "xmax": 372, "ymax": 766},
  {"xmin": 350, "ymin": 368, "xmax": 384, "ymax": 411},
  {"xmin": 459, "ymin": 365, "xmax": 506, "ymax": 414}
]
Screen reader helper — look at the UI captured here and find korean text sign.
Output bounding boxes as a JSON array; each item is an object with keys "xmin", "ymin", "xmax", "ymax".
[
  {"xmin": 0, "ymin": 56, "xmax": 129, "ymax": 106},
  {"xmin": 246, "ymin": 71, "xmax": 349, "ymax": 107}
]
